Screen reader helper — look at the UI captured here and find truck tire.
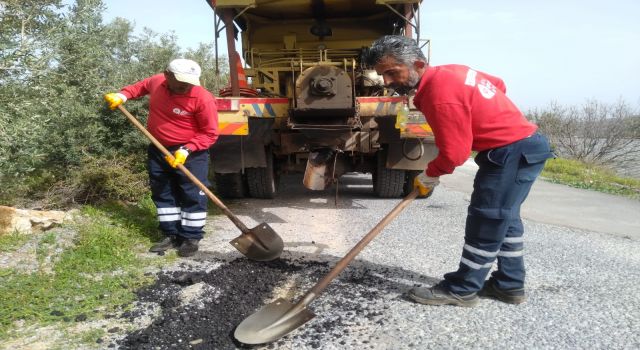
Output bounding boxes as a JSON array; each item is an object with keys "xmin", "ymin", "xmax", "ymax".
[
  {"xmin": 213, "ymin": 172, "xmax": 246, "ymax": 199},
  {"xmin": 246, "ymin": 147, "xmax": 278, "ymax": 199},
  {"xmin": 373, "ymin": 150, "xmax": 405, "ymax": 198}
]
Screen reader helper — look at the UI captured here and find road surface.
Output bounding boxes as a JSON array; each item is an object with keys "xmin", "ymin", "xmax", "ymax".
[{"xmin": 115, "ymin": 161, "xmax": 640, "ymax": 349}]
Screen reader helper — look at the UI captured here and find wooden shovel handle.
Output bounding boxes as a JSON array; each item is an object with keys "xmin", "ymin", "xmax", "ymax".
[
  {"xmin": 306, "ymin": 188, "xmax": 420, "ymax": 300},
  {"xmin": 117, "ymin": 105, "xmax": 250, "ymax": 233}
]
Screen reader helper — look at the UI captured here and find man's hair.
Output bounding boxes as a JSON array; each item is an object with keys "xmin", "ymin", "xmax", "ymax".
[{"xmin": 365, "ymin": 35, "xmax": 426, "ymax": 67}]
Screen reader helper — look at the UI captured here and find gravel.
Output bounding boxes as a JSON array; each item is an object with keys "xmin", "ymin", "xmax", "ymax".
[{"xmin": 108, "ymin": 173, "xmax": 639, "ymax": 350}]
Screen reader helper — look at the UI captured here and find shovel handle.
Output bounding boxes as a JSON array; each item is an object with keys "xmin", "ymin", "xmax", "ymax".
[
  {"xmin": 117, "ymin": 105, "xmax": 251, "ymax": 233},
  {"xmin": 305, "ymin": 188, "xmax": 420, "ymax": 301}
]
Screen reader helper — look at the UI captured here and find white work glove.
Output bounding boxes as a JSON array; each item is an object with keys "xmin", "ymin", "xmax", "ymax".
[{"xmin": 413, "ymin": 172, "xmax": 439, "ymax": 197}]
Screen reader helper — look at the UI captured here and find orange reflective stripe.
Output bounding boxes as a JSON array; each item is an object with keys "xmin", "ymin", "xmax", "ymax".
[{"xmin": 218, "ymin": 122, "xmax": 248, "ymax": 135}]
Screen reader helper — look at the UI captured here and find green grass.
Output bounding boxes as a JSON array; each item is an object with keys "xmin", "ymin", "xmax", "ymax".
[
  {"xmin": 542, "ymin": 158, "xmax": 640, "ymax": 199},
  {"xmin": 0, "ymin": 232, "xmax": 30, "ymax": 252},
  {"xmin": 78, "ymin": 328, "xmax": 106, "ymax": 345},
  {"xmin": 0, "ymin": 196, "xmax": 169, "ymax": 342}
]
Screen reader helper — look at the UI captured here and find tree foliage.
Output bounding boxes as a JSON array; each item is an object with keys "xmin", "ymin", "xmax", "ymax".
[
  {"xmin": 0, "ymin": 0, "xmax": 228, "ymax": 207},
  {"xmin": 527, "ymin": 100, "xmax": 640, "ymax": 173}
]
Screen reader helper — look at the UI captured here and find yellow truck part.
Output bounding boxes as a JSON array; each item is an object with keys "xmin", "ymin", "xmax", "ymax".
[{"xmin": 207, "ymin": 0, "xmax": 438, "ymax": 199}]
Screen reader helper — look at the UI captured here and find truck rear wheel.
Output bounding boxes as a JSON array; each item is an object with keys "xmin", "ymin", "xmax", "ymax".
[
  {"xmin": 246, "ymin": 147, "xmax": 278, "ymax": 199},
  {"xmin": 373, "ymin": 150, "xmax": 405, "ymax": 198},
  {"xmin": 213, "ymin": 172, "xmax": 246, "ymax": 199}
]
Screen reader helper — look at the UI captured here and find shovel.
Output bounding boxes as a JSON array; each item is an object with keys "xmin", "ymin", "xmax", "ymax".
[
  {"xmin": 117, "ymin": 105, "xmax": 284, "ymax": 261},
  {"xmin": 234, "ymin": 188, "xmax": 421, "ymax": 344}
]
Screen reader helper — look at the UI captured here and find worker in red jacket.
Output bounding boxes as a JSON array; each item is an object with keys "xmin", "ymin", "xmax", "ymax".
[
  {"xmin": 105, "ymin": 59, "xmax": 218, "ymax": 257},
  {"xmin": 367, "ymin": 35, "xmax": 554, "ymax": 307}
]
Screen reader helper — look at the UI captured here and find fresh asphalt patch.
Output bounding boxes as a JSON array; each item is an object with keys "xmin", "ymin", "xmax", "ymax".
[{"xmin": 116, "ymin": 254, "xmax": 435, "ymax": 350}]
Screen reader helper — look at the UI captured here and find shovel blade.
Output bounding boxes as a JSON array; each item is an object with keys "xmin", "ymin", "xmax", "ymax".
[
  {"xmin": 230, "ymin": 222, "xmax": 284, "ymax": 261},
  {"xmin": 234, "ymin": 298, "xmax": 315, "ymax": 345}
]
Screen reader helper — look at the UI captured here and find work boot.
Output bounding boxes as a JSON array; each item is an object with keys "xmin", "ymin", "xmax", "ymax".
[
  {"xmin": 408, "ymin": 282, "xmax": 479, "ymax": 307},
  {"xmin": 149, "ymin": 235, "xmax": 182, "ymax": 253},
  {"xmin": 479, "ymin": 278, "xmax": 526, "ymax": 305},
  {"xmin": 177, "ymin": 239, "xmax": 200, "ymax": 257}
]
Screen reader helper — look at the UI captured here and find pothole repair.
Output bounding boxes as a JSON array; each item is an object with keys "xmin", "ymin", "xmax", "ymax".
[{"xmin": 114, "ymin": 256, "xmax": 424, "ymax": 350}]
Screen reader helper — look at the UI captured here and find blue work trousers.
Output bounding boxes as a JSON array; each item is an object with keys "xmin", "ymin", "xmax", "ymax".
[
  {"xmin": 444, "ymin": 132, "xmax": 554, "ymax": 294},
  {"xmin": 148, "ymin": 145, "xmax": 209, "ymax": 240}
]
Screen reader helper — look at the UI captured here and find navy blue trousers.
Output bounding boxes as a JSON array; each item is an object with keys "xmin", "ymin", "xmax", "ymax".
[
  {"xmin": 148, "ymin": 145, "xmax": 209, "ymax": 240},
  {"xmin": 444, "ymin": 133, "xmax": 554, "ymax": 294}
]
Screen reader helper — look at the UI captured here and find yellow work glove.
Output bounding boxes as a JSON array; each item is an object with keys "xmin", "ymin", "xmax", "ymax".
[
  {"xmin": 413, "ymin": 172, "xmax": 439, "ymax": 197},
  {"xmin": 104, "ymin": 92, "xmax": 127, "ymax": 110},
  {"xmin": 165, "ymin": 147, "xmax": 190, "ymax": 168}
]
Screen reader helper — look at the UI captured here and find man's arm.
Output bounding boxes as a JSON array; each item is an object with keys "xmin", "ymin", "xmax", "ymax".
[
  {"xmin": 183, "ymin": 97, "xmax": 219, "ymax": 151},
  {"xmin": 425, "ymin": 103, "xmax": 474, "ymax": 177},
  {"xmin": 119, "ymin": 74, "xmax": 162, "ymax": 100}
]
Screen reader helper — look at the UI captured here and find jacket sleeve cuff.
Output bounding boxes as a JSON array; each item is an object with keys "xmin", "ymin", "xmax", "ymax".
[
  {"xmin": 117, "ymin": 92, "xmax": 129, "ymax": 101},
  {"xmin": 183, "ymin": 143, "xmax": 197, "ymax": 152}
]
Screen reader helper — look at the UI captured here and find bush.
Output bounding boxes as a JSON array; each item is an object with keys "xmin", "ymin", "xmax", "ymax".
[
  {"xmin": 527, "ymin": 100, "xmax": 640, "ymax": 167},
  {"xmin": 0, "ymin": 0, "xmax": 228, "ymax": 207},
  {"xmin": 51, "ymin": 155, "xmax": 149, "ymax": 207}
]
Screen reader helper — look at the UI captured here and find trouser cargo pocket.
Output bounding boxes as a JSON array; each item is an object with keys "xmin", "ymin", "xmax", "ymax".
[{"xmin": 516, "ymin": 151, "xmax": 554, "ymax": 184}]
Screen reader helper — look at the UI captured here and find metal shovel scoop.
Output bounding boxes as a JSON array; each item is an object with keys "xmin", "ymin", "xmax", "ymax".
[
  {"xmin": 234, "ymin": 188, "xmax": 421, "ymax": 344},
  {"xmin": 117, "ymin": 105, "xmax": 284, "ymax": 261}
]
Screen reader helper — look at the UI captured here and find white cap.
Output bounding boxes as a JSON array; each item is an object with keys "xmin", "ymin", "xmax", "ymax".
[{"xmin": 167, "ymin": 59, "xmax": 201, "ymax": 86}]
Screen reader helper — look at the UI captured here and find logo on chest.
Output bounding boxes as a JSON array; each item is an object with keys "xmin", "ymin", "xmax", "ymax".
[{"xmin": 172, "ymin": 108, "xmax": 193, "ymax": 116}]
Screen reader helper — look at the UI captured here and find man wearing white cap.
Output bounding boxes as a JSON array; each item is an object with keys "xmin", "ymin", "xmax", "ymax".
[{"xmin": 104, "ymin": 58, "xmax": 218, "ymax": 257}]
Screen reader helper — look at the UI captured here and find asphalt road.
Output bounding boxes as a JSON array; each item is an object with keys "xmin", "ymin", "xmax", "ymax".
[{"xmin": 179, "ymin": 161, "xmax": 640, "ymax": 350}]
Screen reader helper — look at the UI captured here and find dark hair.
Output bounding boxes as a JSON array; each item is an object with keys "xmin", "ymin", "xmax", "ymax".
[{"xmin": 365, "ymin": 35, "xmax": 426, "ymax": 67}]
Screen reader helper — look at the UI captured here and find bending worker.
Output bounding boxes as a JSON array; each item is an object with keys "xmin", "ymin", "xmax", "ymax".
[
  {"xmin": 105, "ymin": 58, "xmax": 218, "ymax": 257},
  {"xmin": 366, "ymin": 35, "xmax": 554, "ymax": 307}
]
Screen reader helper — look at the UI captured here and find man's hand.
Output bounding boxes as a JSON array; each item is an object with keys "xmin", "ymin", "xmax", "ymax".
[
  {"xmin": 104, "ymin": 92, "xmax": 127, "ymax": 110},
  {"xmin": 165, "ymin": 147, "xmax": 190, "ymax": 168},
  {"xmin": 413, "ymin": 172, "xmax": 439, "ymax": 197}
]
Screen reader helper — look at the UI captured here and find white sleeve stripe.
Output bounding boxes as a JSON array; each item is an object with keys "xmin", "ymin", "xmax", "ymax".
[
  {"xmin": 181, "ymin": 212, "xmax": 207, "ymax": 219},
  {"xmin": 464, "ymin": 244, "xmax": 499, "ymax": 258},
  {"xmin": 182, "ymin": 219, "xmax": 206, "ymax": 227},
  {"xmin": 157, "ymin": 207, "xmax": 181, "ymax": 214},
  {"xmin": 460, "ymin": 257, "xmax": 494, "ymax": 270},
  {"xmin": 158, "ymin": 214, "xmax": 181, "ymax": 222},
  {"xmin": 498, "ymin": 250, "xmax": 524, "ymax": 257},
  {"xmin": 504, "ymin": 237, "xmax": 524, "ymax": 243}
]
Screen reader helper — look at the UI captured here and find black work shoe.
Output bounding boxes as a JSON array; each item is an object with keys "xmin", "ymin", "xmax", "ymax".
[
  {"xmin": 479, "ymin": 279, "xmax": 526, "ymax": 305},
  {"xmin": 149, "ymin": 235, "xmax": 182, "ymax": 253},
  {"xmin": 177, "ymin": 239, "xmax": 200, "ymax": 257},
  {"xmin": 408, "ymin": 282, "xmax": 479, "ymax": 307}
]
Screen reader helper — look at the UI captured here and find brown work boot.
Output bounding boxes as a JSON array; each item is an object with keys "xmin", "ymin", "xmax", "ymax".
[
  {"xmin": 177, "ymin": 239, "xmax": 200, "ymax": 257},
  {"xmin": 149, "ymin": 235, "xmax": 182, "ymax": 253},
  {"xmin": 479, "ymin": 278, "xmax": 526, "ymax": 305},
  {"xmin": 408, "ymin": 282, "xmax": 479, "ymax": 307}
]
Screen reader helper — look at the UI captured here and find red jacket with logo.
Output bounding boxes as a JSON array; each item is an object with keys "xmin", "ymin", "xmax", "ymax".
[
  {"xmin": 413, "ymin": 64, "xmax": 537, "ymax": 177},
  {"xmin": 120, "ymin": 74, "xmax": 218, "ymax": 151}
]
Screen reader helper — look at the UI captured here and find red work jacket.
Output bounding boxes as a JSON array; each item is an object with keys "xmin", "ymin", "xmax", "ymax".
[
  {"xmin": 120, "ymin": 74, "xmax": 218, "ymax": 151},
  {"xmin": 413, "ymin": 65, "xmax": 537, "ymax": 177}
]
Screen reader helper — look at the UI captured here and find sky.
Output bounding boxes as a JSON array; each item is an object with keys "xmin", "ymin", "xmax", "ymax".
[{"xmin": 98, "ymin": 0, "xmax": 640, "ymax": 110}]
